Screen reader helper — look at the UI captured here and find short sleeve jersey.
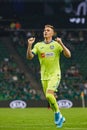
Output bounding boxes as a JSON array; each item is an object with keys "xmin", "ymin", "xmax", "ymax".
[{"xmin": 32, "ymin": 40, "xmax": 63, "ymax": 80}]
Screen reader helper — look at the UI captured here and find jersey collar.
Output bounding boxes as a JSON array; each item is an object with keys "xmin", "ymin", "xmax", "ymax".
[{"xmin": 43, "ymin": 40, "xmax": 54, "ymax": 44}]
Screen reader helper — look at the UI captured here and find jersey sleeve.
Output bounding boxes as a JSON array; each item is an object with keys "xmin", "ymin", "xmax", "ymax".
[
  {"xmin": 58, "ymin": 43, "xmax": 63, "ymax": 52},
  {"xmin": 56, "ymin": 42, "xmax": 63, "ymax": 53},
  {"xmin": 32, "ymin": 44, "xmax": 38, "ymax": 55}
]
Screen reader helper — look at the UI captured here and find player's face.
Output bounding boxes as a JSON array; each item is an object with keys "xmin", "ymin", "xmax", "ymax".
[{"xmin": 43, "ymin": 27, "xmax": 54, "ymax": 38}]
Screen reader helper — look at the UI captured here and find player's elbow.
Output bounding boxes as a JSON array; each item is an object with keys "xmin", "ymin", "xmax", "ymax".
[
  {"xmin": 67, "ymin": 52, "xmax": 71, "ymax": 58},
  {"xmin": 68, "ymin": 51, "xmax": 71, "ymax": 58},
  {"xmin": 64, "ymin": 51, "xmax": 71, "ymax": 58},
  {"xmin": 27, "ymin": 57, "xmax": 32, "ymax": 60},
  {"xmin": 26, "ymin": 54, "xmax": 33, "ymax": 60}
]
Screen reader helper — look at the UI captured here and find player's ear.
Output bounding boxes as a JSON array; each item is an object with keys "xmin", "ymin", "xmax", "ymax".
[{"xmin": 52, "ymin": 31, "xmax": 57, "ymax": 40}]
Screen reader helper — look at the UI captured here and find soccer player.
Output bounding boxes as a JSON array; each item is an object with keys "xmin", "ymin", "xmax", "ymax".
[{"xmin": 27, "ymin": 25, "xmax": 71, "ymax": 128}]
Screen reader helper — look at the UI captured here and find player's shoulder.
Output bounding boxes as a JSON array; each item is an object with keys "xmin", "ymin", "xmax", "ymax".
[
  {"xmin": 53, "ymin": 40, "xmax": 62, "ymax": 46},
  {"xmin": 52, "ymin": 40, "xmax": 58, "ymax": 44},
  {"xmin": 35, "ymin": 41, "xmax": 44, "ymax": 46},
  {"xmin": 52, "ymin": 40, "xmax": 63, "ymax": 51},
  {"xmin": 52, "ymin": 40, "xmax": 60, "ymax": 46}
]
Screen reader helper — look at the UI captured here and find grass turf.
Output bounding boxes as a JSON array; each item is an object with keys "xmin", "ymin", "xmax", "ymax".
[{"xmin": 0, "ymin": 108, "xmax": 87, "ymax": 130}]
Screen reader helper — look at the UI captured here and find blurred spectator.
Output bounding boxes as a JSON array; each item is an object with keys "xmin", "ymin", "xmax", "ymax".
[
  {"xmin": 10, "ymin": 22, "xmax": 15, "ymax": 30},
  {"xmin": 65, "ymin": 65, "xmax": 82, "ymax": 79},
  {"xmin": 84, "ymin": 81, "xmax": 87, "ymax": 98},
  {"xmin": 26, "ymin": 31, "xmax": 32, "ymax": 38},
  {"xmin": 15, "ymin": 22, "xmax": 21, "ymax": 30},
  {"xmin": 78, "ymin": 31, "xmax": 84, "ymax": 42}
]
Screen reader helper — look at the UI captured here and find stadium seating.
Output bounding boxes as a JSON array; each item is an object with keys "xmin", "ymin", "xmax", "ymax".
[{"xmin": 0, "ymin": 39, "xmax": 41, "ymax": 100}]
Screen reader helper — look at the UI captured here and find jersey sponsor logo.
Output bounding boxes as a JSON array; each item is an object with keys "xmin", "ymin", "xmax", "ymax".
[
  {"xmin": 45, "ymin": 52, "xmax": 54, "ymax": 57},
  {"xmin": 41, "ymin": 53, "xmax": 45, "ymax": 58},
  {"xmin": 50, "ymin": 45, "xmax": 54, "ymax": 49},
  {"xmin": 41, "ymin": 52, "xmax": 54, "ymax": 58}
]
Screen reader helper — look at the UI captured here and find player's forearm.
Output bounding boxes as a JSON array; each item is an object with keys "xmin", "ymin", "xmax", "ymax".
[
  {"xmin": 55, "ymin": 37, "xmax": 71, "ymax": 58},
  {"xmin": 60, "ymin": 42, "xmax": 71, "ymax": 58},
  {"xmin": 27, "ymin": 46, "xmax": 34, "ymax": 59},
  {"xmin": 27, "ymin": 37, "xmax": 35, "ymax": 59}
]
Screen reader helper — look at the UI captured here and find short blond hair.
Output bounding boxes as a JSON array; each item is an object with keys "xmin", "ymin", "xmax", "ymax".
[{"xmin": 44, "ymin": 24, "xmax": 55, "ymax": 32}]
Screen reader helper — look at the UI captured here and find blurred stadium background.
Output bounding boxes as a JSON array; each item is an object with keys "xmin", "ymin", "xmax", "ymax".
[{"xmin": 0, "ymin": 0, "xmax": 87, "ymax": 108}]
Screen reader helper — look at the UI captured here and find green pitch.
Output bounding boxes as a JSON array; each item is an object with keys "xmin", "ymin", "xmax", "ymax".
[{"xmin": 0, "ymin": 108, "xmax": 87, "ymax": 130}]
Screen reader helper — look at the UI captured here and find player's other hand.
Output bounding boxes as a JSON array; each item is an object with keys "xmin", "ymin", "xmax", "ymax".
[
  {"xmin": 28, "ymin": 37, "xmax": 35, "ymax": 46},
  {"xmin": 55, "ymin": 37, "xmax": 63, "ymax": 45}
]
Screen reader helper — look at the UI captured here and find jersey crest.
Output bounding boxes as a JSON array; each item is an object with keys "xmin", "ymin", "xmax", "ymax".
[{"xmin": 50, "ymin": 45, "xmax": 54, "ymax": 49}]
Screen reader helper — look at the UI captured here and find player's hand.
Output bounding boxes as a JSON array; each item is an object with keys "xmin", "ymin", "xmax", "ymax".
[
  {"xmin": 55, "ymin": 37, "xmax": 63, "ymax": 45},
  {"xmin": 28, "ymin": 37, "xmax": 35, "ymax": 46}
]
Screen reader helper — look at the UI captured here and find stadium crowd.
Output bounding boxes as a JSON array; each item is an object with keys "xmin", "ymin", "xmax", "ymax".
[{"xmin": 0, "ymin": 55, "xmax": 41, "ymax": 100}]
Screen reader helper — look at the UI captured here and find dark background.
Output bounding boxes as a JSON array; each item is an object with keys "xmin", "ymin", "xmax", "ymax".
[{"xmin": 0, "ymin": 0, "xmax": 87, "ymax": 29}]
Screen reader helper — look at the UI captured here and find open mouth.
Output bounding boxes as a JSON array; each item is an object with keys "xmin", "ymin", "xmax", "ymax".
[{"xmin": 44, "ymin": 33, "xmax": 47, "ymax": 36}]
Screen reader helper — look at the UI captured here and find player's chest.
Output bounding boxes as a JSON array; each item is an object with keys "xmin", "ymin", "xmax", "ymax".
[
  {"xmin": 38, "ymin": 44, "xmax": 57, "ymax": 58},
  {"xmin": 38, "ymin": 44, "xmax": 56, "ymax": 53}
]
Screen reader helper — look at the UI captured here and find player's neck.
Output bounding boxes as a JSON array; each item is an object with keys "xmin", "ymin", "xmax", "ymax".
[{"xmin": 44, "ymin": 37, "xmax": 53, "ymax": 44}]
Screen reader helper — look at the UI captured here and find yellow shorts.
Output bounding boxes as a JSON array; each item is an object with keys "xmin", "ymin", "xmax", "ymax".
[{"xmin": 41, "ymin": 76, "xmax": 61, "ymax": 94}]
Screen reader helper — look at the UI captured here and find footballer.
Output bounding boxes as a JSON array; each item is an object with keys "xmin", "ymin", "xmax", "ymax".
[{"xmin": 27, "ymin": 24, "xmax": 71, "ymax": 128}]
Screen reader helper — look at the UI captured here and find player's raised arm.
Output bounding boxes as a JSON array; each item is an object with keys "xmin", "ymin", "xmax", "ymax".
[
  {"xmin": 55, "ymin": 37, "xmax": 71, "ymax": 58},
  {"xmin": 26, "ymin": 37, "xmax": 35, "ymax": 60}
]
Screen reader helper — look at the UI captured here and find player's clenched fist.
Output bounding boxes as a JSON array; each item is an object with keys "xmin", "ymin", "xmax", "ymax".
[
  {"xmin": 55, "ymin": 37, "xmax": 63, "ymax": 45},
  {"xmin": 28, "ymin": 37, "xmax": 35, "ymax": 46}
]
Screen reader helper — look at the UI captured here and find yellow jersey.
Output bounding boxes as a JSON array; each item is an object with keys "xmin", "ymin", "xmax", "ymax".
[{"xmin": 32, "ymin": 40, "xmax": 63, "ymax": 80}]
